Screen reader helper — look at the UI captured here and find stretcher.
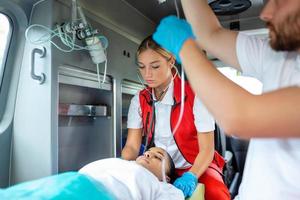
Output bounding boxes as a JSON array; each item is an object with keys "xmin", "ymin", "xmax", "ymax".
[
  {"xmin": 187, "ymin": 184, "xmax": 205, "ymax": 200},
  {"xmin": 0, "ymin": 172, "xmax": 205, "ymax": 200}
]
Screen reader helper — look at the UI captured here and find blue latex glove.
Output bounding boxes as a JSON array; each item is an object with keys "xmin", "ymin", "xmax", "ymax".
[
  {"xmin": 153, "ymin": 15, "xmax": 195, "ymax": 63},
  {"xmin": 173, "ymin": 171, "xmax": 198, "ymax": 198}
]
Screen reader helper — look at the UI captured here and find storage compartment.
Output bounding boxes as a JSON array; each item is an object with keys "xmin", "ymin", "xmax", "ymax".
[
  {"xmin": 58, "ymin": 65, "xmax": 114, "ymax": 172},
  {"xmin": 121, "ymin": 79, "xmax": 143, "ymax": 148}
]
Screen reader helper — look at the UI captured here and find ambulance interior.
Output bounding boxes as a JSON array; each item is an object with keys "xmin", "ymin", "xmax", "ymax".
[{"xmin": 0, "ymin": 0, "xmax": 267, "ymax": 198}]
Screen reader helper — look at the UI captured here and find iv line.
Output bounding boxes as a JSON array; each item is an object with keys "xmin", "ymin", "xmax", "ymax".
[{"xmin": 161, "ymin": 0, "xmax": 185, "ymax": 183}]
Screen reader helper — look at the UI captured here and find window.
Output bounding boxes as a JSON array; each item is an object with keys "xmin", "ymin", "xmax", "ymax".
[
  {"xmin": 0, "ymin": 13, "xmax": 11, "ymax": 87},
  {"xmin": 218, "ymin": 67, "xmax": 262, "ymax": 95}
]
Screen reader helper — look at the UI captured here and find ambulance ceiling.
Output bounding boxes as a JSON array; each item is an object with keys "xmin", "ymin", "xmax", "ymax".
[{"xmin": 123, "ymin": 0, "xmax": 267, "ymax": 31}]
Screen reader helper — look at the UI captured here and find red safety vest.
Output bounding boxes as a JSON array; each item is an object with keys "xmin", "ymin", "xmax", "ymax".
[{"xmin": 139, "ymin": 75, "xmax": 225, "ymax": 174}]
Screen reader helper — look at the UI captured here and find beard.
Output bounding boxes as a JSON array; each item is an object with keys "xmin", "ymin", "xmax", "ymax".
[{"xmin": 267, "ymin": 11, "xmax": 300, "ymax": 51}]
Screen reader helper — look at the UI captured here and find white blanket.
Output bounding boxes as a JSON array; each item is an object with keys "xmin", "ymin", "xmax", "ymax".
[{"xmin": 79, "ymin": 158, "xmax": 184, "ymax": 200}]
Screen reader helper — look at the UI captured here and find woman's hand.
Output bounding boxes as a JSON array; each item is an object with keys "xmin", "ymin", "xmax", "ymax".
[{"xmin": 173, "ymin": 171, "xmax": 198, "ymax": 198}]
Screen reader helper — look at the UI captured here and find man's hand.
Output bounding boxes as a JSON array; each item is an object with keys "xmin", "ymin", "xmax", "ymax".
[{"xmin": 153, "ymin": 15, "xmax": 195, "ymax": 63}]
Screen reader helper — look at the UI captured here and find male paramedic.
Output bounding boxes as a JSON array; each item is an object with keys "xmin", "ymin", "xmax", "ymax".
[{"xmin": 153, "ymin": 0, "xmax": 300, "ymax": 199}]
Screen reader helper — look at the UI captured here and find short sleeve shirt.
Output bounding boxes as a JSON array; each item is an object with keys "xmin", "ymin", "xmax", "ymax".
[
  {"xmin": 127, "ymin": 80, "xmax": 215, "ymax": 168},
  {"xmin": 236, "ymin": 33, "xmax": 300, "ymax": 200}
]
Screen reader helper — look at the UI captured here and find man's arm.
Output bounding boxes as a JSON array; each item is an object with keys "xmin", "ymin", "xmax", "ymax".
[
  {"xmin": 181, "ymin": 0, "xmax": 240, "ymax": 70},
  {"xmin": 121, "ymin": 128, "xmax": 142, "ymax": 160},
  {"xmin": 181, "ymin": 39, "xmax": 300, "ymax": 138}
]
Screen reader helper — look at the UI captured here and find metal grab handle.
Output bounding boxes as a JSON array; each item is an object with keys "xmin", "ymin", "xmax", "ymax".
[{"xmin": 31, "ymin": 47, "xmax": 46, "ymax": 84}]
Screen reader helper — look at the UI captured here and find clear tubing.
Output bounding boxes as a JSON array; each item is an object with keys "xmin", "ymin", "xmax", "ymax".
[
  {"xmin": 172, "ymin": 66, "xmax": 185, "ymax": 136},
  {"xmin": 136, "ymin": 66, "xmax": 184, "ymax": 183},
  {"xmin": 96, "ymin": 63, "xmax": 101, "ymax": 88},
  {"xmin": 138, "ymin": 0, "xmax": 184, "ymax": 180},
  {"xmin": 161, "ymin": 154, "xmax": 167, "ymax": 182},
  {"xmin": 101, "ymin": 54, "xmax": 108, "ymax": 84},
  {"xmin": 25, "ymin": 24, "xmax": 109, "ymax": 52},
  {"xmin": 95, "ymin": 52, "xmax": 107, "ymax": 88},
  {"xmin": 174, "ymin": 0, "xmax": 180, "ymax": 18},
  {"xmin": 161, "ymin": 0, "xmax": 185, "ymax": 181},
  {"xmin": 71, "ymin": 0, "xmax": 77, "ymax": 26},
  {"xmin": 77, "ymin": 6, "xmax": 88, "ymax": 27}
]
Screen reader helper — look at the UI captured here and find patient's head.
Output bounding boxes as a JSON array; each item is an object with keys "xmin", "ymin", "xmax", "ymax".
[{"xmin": 136, "ymin": 147, "xmax": 176, "ymax": 183}]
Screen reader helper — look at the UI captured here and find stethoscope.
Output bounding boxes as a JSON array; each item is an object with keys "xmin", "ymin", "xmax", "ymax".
[
  {"xmin": 137, "ymin": 1, "xmax": 183, "ymax": 183},
  {"xmin": 137, "ymin": 65, "xmax": 185, "ymax": 183},
  {"xmin": 136, "ymin": 66, "xmax": 179, "ymax": 151}
]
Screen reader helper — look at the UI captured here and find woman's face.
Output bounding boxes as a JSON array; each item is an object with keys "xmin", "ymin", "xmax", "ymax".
[
  {"xmin": 137, "ymin": 49, "xmax": 173, "ymax": 89},
  {"xmin": 136, "ymin": 147, "xmax": 171, "ymax": 182}
]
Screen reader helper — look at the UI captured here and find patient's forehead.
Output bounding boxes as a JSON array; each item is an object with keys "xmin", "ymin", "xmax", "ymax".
[{"xmin": 148, "ymin": 147, "xmax": 165, "ymax": 155}]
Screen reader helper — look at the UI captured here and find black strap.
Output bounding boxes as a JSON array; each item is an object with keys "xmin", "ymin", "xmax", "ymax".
[{"xmin": 145, "ymin": 101, "xmax": 156, "ymax": 150}]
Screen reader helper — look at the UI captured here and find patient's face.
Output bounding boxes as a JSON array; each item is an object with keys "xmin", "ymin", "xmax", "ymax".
[{"xmin": 136, "ymin": 147, "xmax": 171, "ymax": 182}]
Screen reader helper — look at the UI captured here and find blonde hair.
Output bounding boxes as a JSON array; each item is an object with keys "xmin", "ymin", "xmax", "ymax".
[{"xmin": 136, "ymin": 35, "xmax": 174, "ymax": 62}]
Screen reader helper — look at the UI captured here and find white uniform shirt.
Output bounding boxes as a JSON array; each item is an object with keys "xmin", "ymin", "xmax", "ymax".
[
  {"xmin": 127, "ymin": 80, "xmax": 215, "ymax": 168},
  {"xmin": 79, "ymin": 158, "xmax": 184, "ymax": 200},
  {"xmin": 236, "ymin": 33, "xmax": 300, "ymax": 200}
]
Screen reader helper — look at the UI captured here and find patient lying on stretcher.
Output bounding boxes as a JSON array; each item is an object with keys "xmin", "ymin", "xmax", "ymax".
[
  {"xmin": 79, "ymin": 147, "xmax": 184, "ymax": 200},
  {"xmin": 0, "ymin": 147, "xmax": 184, "ymax": 200}
]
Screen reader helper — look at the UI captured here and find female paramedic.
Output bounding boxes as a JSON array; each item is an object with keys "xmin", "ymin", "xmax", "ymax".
[{"xmin": 121, "ymin": 36, "xmax": 230, "ymax": 199}]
